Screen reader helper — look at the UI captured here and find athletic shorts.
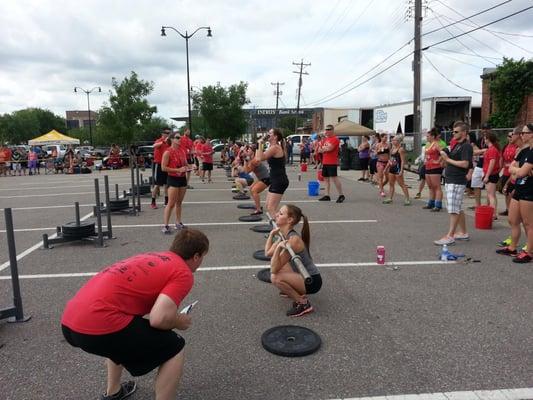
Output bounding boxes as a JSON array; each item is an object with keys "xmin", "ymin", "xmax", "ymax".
[
  {"xmin": 167, "ymin": 175, "xmax": 187, "ymax": 188},
  {"xmin": 154, "ymin": 163, "xmax": 168, "ymax": 186},
  {"xmin": 359, "ymin": 157, "xmax": 369, "ymax": 171},
  {"xmin": 513, "ymin": 186, "xmax": 533, "ymax": 202},
  {"xmin": 470, "ymin": 167, "xmax": 484, "ymax": 189},
  {"xmin": 445, "ymin": 183, "xmax": 466, "ymax": 214},
  {"xmin": 369, "ymin": 159, "xmax": 378, "ymax": 175},
  {"xmin": 499, "ymin": 174, "xmax": 510, "ymax": 189},
  {"xmin": 418, "ymin": 164, "xmax": 426, "ymax": 180},
  {"xmin": 269, "ymin": 177, "xmax": 289, "ymax": 194},
  {"xmin": 305, "ymin": 274, "xmax": 322, "ymax": 295},
  {"xmin": 487, "ymin": 174, "xmax": 499, "ymax": 184},
  {"xmin": 506, "ymin": 181, "xmax": 515, "ymax": 195},
  {"xmin": 61, "ymin": 316, "xmax": 184, "ymax": 377},
  {"xmin": 322, "ymin": 164, "xmax": 338, "ymax": 178},
  {"xmin": 376, "ymin": 159, "xmax": 388, "ymax": 172},
  {"xmin": 425, "ymin": 168, "xmax": 443, "ymax": 175},
  {"xmin": 260, "ymin": 177, "xmax": 271, "ymax": 186},
  {"xmin": 202, "ymin": 163, "xmax": 213, "ymax": 171},
  {"xmin": 194, "ymin": 157, "xmax": 199, "ymax": 167}
]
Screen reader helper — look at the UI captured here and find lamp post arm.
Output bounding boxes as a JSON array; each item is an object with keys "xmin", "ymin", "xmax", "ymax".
[
  {"xmin": 162, "ymin": 26, "xmax": 186, "ymax": 39},
  {"xmin": 189, "ymin": 26, "xmax": 210, "ymax": 38},
  {"xmin": 89, "ymin": 87, "xmax": 101, "ymax": 94}
]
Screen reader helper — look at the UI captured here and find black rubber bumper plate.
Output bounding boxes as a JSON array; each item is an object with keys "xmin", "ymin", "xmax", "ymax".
[
  {"xmin": 233, "ymin": 194, "xmax": 250, "ymax": 200},
  {"xmin": 250, "ymin": 224, "xmax": 272, "ymax": 233},
  {"xmin": 253, "ymin": 250, "xmax": 271, "ymax": 261},
  {"xmin": 239, "ymin": 215, "xmax": 262, "ymax": 222},
  {"xmin": 256, "ymin": 268, "xmax": 271, "ymax": 283},
  {"xmin": 237, "ymin": 203, "xmax": 256, "ymax": 209},
  {"xmin": 261, "ymin": 325, "xmax": 321, "ymax": 357}
]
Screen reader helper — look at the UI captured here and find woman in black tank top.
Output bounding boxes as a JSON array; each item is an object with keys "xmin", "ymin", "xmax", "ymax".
[
  {"xmin": 265, "ymin": 204, "xmax": 321, "ymax": 317},
  {"xmin": 256, "ymin": 128, "xmax": 289, "ymax": 217}
]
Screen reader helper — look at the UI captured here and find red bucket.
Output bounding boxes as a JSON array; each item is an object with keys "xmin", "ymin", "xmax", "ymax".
[
  {"xmin": 317, "ymin": 170, "xmax": 324, "ymax": 181},
  {"xmin": 475, "ymin": 205, "xmax": 494, "ymax": 230},
  {"xmin": 300, "ymin": 163, "xmax": 308, "ymax": 172}
]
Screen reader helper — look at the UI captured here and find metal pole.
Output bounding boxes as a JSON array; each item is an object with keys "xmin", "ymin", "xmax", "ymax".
[
  {"xmin": 130, "ymin": 161, "xmax": 137, "ymax": 214},
  {"xmin": 94, "ymin": 179, "xmax": 104, "ymax": 246},
  {"xmin": 186, "ymin": 33, "xmax": 192, "ymax": 133},
  {"xmin": 4, "ymin": 208, "xmax": 28, "ymax": 322},
  {"xmin": 413, "ymin": 0, "xmax": 422, "ymax": 156},
  {"xmin": 86, "ymin": 91, "xmax": 93, "ymax": 147},
  {"xmin": 75, "ymin": 202, "xmax": 80, "ymax": 226},
  {"xmin": 135, "ymin": 159, "xmax": 142, "ymax": 212},
  {"xmin": 115, "ymin": 183, "xmax": 119, "ymax": 200},
  {"xmin": 104, "ymin": 175, "xmax": 113, "ymax": 239}
]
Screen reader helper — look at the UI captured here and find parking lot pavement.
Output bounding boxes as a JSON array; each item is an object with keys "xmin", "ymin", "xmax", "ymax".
[{"xmin": 0, "ymin": 166, "xmax": 532, "ymax": 400}]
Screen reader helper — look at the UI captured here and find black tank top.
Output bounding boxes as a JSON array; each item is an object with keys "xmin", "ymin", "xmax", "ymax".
[{"xmin": 268, "ymin": 156, "xmax": 287, "ymax": 180}]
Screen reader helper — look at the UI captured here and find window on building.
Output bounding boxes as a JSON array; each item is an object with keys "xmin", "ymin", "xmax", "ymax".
[{"xmin": 66, "ymin": 120, "xmax": 80, "ymax": 129}]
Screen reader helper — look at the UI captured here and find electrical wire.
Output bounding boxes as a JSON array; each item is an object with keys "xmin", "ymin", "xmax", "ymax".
[
  {"xmin": 299, "ymin": 0, "xmax": 344, "ymax": 58},
  {"xmin": 423, "ymin": 53, "xmax": 482, "ymax": 94},
  {"xmin": 426, "ymin": 49, "xmax": 483, "ymax": 69},
  {"xmin": 430, "ymin": 47, "xmax": 501, "ymax": 60}
]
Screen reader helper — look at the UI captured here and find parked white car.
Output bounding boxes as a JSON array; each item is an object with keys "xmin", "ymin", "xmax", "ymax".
[
  {"xmin": 42, "ymin": 144, "xmax": 67, "ymax": 157},
  {"xmin": 286, "ymin": 134, "xmax": 311, "ymax": 156}
]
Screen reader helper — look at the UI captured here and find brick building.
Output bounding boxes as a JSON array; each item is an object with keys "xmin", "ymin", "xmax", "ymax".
[{"xmin": 65, "ymin": 110, "xmax": 98, "ymax": 130}]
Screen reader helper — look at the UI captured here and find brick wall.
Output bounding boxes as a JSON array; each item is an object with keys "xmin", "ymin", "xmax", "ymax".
[{"xmin": 515, "ymin": 95, "xmax": 533, "ymax": 126}]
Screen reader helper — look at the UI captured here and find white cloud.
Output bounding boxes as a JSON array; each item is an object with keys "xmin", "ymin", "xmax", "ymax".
[{"xmin": 0, "ymin": 0, "xmax": 531, "ymax": 125}]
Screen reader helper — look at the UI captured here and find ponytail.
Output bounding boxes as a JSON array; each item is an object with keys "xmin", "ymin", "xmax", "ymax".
[
  {"xmin": 301, "ymin": 214, "xmax": 310, "ymax": 254},
  {"xmin": 285, "ymin": 204, "xmax": 311, "ymax": 255}
]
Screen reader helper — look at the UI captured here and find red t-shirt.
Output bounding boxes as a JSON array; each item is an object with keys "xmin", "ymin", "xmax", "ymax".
[
  {"xmin": 482, "ymin": 146, "xmax": 501, "ymax": 175},
  {"xmin": 180, "ymin": 135, "xmax": 194, "ymax": 157},
  {"xmin": 153, "ymin": 137, "xmax": 170, "ymax": 164},
  {"xmin": 322, "ymin": 135, "xmax": 340, "ymax": 165},
  {"xmin": 61, "ymin": 251, "xmax": 193, "ymax": 335},
  {"xmin": 201, "ymin": 143, "xmax": 213, "ymax": 163},
  {"xmin": 502, "ymin": 144, "xmax": 517, "ymax": 176},
  {"xmin": 194, "ymin": 140, "xmax": 203, "ymax": 156},
  {"xmin": 165, "ymin": 147, "xmax": 188, "ymax": 177}
]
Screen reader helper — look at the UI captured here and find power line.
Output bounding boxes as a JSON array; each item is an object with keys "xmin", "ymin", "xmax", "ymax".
[
  {"xmin": 423, "ymin": 53, "xmax": 482, "ymax": 94},
  {"xmin": 292, "ymin": 60, "xmax": 311, "ymax": 133},
  {"xmin": 299, "ymin": 0, "xmax": 344, "ymax": 58},
  {"xmin": 423, "ymin": 5, "xmax": 533, "ymax": 51},
  {"xmin": 430, "ymin": 47, "xmax": 501, "ymax": 60},
  {"xmin": 434, "ymin": 0, "xmax": 533, "ymax": 55},
  {"xmin": 426, "ymin": 49, "xmax": 483, "ymax": 69}
]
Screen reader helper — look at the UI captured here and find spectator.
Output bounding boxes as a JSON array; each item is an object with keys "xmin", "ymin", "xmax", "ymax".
[
  {"xmin": 286, "ymin": 138, "xmax": 293, "ymax": 165},
  {"xmin": 482, "ymin": 132, "xmax": 502, "ymax": 216},
  {"xmin": 357, "ymin": 135, "xmax": 370, "ymax": 181},
  {"xmin": 151, "ymin": 128, "xmax": 171, "ymax": 209},
  {"xmin": 318, "ymin": 124, "xmax": 345, "ymax": 203}
]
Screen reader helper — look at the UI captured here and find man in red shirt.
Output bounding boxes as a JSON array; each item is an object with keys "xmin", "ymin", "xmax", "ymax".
[
  {"xmin": 200, "ymin": 137, "xmax": 214, "ymax": 183},
  {"xmin": 318, "ymin": 125, "xmax": 345, "ymax": 203},
  {"xmin": 180, "ymin": 128, "xmax": 195, "ymax": 189},
  {"xmin": 152, "ymin": 128, "xmax": 171, "ymax": 209},
  {"xmin": 61, "ymin": 228, "xmax": 209, "ymax": 400}
]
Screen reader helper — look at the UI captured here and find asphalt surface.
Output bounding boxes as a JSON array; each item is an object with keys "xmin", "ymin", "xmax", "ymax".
[{"xmin": 0, "ymin": 166, "xmax": 532, "ymax": 400}]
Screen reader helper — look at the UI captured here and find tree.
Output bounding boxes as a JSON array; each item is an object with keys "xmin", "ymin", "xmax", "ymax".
[
  {"xmin": 488, "ymin": 58, "xmax": 533, "ymax": 128},
  {"xmin": 191, "ymin": 82, "xmax": 250, "ymax": 139},
  {"xmin": 97, "ymin": 71, "xmax": 158, "ymax": 145},
  {"xmin": 0, "ymin": 108, "xmax": 65, "ymax": 144}
]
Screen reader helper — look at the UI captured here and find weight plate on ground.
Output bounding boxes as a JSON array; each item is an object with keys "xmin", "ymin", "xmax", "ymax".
[
  {"xmin": 233, "ymin": 194, "xmax": 250, "ymax": 200},
  {"xmin": 257, "ymin": 268, "xmax": 271, "ymax": 283},
  {"xmin": 261, "ymin": 325, "xmax": 321, "ymax": 357},
  {"xmin": 109, "ymin": 199, "xmax": 129, "ymax": 211},
  {"xmin": 250, "ymin": 224, "xmax": 272, "ymax": 233},
  {"xmin": 253, "ymin": 249, "xmax": 271, "ymax": 261},
  {"xmin": 237, "ymin": 204, "xmax": 256, "ymax": 209},
  {"xmin": 239, "ymin": 215, "xmax": 262, "ymax": 222},
  {"xmin": 61, "ymin": 221, "xmax": 96, "ymax": 238}
]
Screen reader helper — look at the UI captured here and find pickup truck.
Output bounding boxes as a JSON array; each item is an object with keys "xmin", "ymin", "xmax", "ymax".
[{"xmin": 42, "ymin": 144, "xmax": 66, "ymax": 158}]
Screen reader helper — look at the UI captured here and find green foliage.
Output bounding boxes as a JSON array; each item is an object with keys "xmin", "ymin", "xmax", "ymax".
[
  {"xmin": 191, "ymin": 82, "xmax": 250, "ymax": 139},
  {"xmin": 278, "ymin": 115, "xmax": 305, "ymax": 137},
  {"xmin": 488, "ymin": 58, "xmax": 533, "ymax": 128},
  {"xmin": 97, "ymin": 71, "xmax": 158, "ymax": 145},
  {"xmin": 0, "ymin": 108, "xmax": 65, "ymax": 144}
]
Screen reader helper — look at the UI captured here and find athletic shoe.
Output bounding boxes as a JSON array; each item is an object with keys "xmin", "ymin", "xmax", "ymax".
[
  {"xmin": 404, "ymin": 200, "xmax": 411, "ymax": 206},
  {"xmin": 522, "ymin": 244, "xmax": 528, "ymax": 252},
  {"xmin": 414, "ymin": 192, "xmax": 421, "ymax": 199},
  {"xmin": 454, "ymin": 233, "xmax": 470, "ymax": 241},
  {"xmin": 150, "ymin": 203, "xmax": 158, "ymax": 209},
  {"xmin": 380, "ymin": 191, "xmax": 385, "ymax": 197},
  {"xmin": 434, "ymin": 236, "xmax": 455, "ymax": 246},
  {"xmin": 499, "ymin": 210, "xmax": 508, "ymax": 216},
  {"xmin": 498, "ymin": 236, "xmax": 512, "ymax": 247},
  {"xmin": 336, "ymin": 195, "xmax": 345, "ymax": 203},
  {"xmin": 175, "ymin": 222, "xmax": 185, "ymax": 230},
  {"xmin": 161, "ymin": 225, "xmax": 171, "ymax": 234},
  {"xmin": 286, "ymin": 301, "xmax": 314, "ymax": 317},
  {"xmin": 357, "ymin": 177, "xmax": 365, "ymax": 181},
  {"xmin": 422, "ymin": 205, "xmax": 433, "ymax": 209},
  {"xmin": 512, "ymin": 251, "xmax": 532, "ymax": 263},
  {"xmin": 318, "ymin": 195, "xmax": 331, "ymax": 201},
  {"xmin": 251, "ymin": 209, "xmax": 263, "ymax": 215},
  {"xmin": 382, "ymin": 198, "xmax": 392, "ymax": 204},
  {"xmin": 430, "ymin": 207, "xmax": 441, "ymax": 212},
  {"xmin": 496, "ymin": 246, "xmax": 518, "ymax": 256},
  {"xmin": 187, "ymin": 185, "xmax": 194, "ymax": 189},
  {"xmin": 101, "ymin": 381, "xmax": 137, "ymax": 400}
]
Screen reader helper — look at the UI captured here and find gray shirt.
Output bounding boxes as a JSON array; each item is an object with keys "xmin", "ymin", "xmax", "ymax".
[
  {"xmin": 254, "ymin": 161, "xmax": 270, "ymax": 180},
  {"xmin": 287, "ymin": 230, "xmax": 320, "ymax": 276},
  {"xmin": 445, "ymin": 140, "xmax": 473, "ymax": 185}
]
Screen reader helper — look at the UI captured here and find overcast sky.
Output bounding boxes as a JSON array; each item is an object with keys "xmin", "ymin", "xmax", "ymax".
[{"xmin": 1, "ymin": 0, "xmax": 532, "ymax": 125}]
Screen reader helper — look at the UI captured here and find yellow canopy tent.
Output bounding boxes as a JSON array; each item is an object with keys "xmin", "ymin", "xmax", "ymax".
[
  {"xmin": 333, "ymin": 120, "xmax": 374, "ymax": 136},
  {"xmin": 28, "ymin": 130, "xmax": 80, "ymax": 146}
]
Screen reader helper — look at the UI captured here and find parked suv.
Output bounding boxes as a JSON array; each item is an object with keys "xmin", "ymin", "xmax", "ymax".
[{"xmin": 286, "ymin": 134, "xmax": 311, "ymax": 156}]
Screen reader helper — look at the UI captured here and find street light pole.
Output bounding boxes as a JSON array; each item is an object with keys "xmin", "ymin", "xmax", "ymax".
[
  {"xmin": 161, "ymin": 25, "xmax": 212, "ymax": 134},
  {"xmin": 74, "ymin": 86, "xmax": 101, "ymax": 146}
]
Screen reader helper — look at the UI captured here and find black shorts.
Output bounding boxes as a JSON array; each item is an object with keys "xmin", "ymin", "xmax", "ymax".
[
  {"xmin": 487, "ymin": 174, "xmax": 499, "ymax": 184},
  {"xmin": 506, "ymin": 181, "xmax": 515, "ymax": 194},
  {"xmin": 305, "ymin": 274, "xmax": 322, "ymax": 295},
  {"xmin": 418, "ymin": 164, "xmax": 426, "ymax": 180},
  {"xmin": 187, "ymin": 156, "xmax": 195, "ymax": 165},
  {"xmin": 369, "ymin": 158, "xmax": 378, "ymax": 175},
  {"xmin": 154, "ymin": 163, "xmax": 167, "ymax": 186},
  {"xmin": 194, "ymin": 157, "xmax": 199, "ymax": 167},
  {"xmin": 322, "ymin": 164, "xmax": 338, "ymax": 177},
  {"xmin": 425, "ymin": 168, "xmax": 443, "ymax": 175},
  {"xmin": 260, "ymin": 177, "xmax": 271, "ymax": 186},
  {"xmin": 269, "ymin": 177, "xmax": 289, "ymax": 194},
  {"xmin": 167, "ymin": 175, "xmax": 187, "ymax": 188},
  {"xmin": 61, "ymin": 316, "xmax": 184, "ymax": 377},
  {"xmin": 202, "ymin": 163, "xmax": 213, "ymax": 171},
  {"xmin": 359, "ymin": 157, "xmax": 369, "ymax": 171}
]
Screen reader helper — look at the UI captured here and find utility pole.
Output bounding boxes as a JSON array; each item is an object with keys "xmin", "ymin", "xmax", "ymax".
[
  {"xmin": 271, "ymin": 82, "xmax": 285, "ymax": 127},
  {"xmin": 413, "ymin": 0, "xmax": 423, "ymax": 155},
  {"xmin": 292, "ymin": 59, "xmax": 311, "ymax": 134}
]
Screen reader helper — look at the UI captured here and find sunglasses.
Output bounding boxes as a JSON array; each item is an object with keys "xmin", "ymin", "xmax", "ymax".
[{"xmin": 453, "ymin": 130, "xmax": 461, "ymax": 134}]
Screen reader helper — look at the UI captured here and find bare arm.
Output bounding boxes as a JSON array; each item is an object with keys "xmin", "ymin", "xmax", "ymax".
[{"xmin": 149, "ymin": 293, "xmax": 191, "ymax": 331}]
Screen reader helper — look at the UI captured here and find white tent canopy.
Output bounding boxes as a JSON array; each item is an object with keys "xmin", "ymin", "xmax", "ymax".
[
  {"xmin": 28, "ymin": 130, "xmax": 80, "ymax": 146},
  {"xmin": 333, "ymin": 120, "xmax": 374, "ymax": 136}
]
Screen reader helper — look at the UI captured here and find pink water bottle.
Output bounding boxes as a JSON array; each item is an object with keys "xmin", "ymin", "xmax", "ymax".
[{"xmin": 376, "ymin": 245, "xmax": 386, "ymax": 265}]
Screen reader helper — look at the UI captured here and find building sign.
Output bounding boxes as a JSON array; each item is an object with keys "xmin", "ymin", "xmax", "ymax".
[
  {"xmin": 255, "ymin": 109, "xmax": 306, "ymax": 115},
  {"xmin": 375, "ymin": 109, "xmax": 387, "ymax": 123}
]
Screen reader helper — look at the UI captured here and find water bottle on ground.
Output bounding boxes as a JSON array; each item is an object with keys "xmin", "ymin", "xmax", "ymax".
[
  {"xmin": 376, "ymin": 245, "xmax": 386, "ymax": 265},
  {"xmin": 440, "ymin": 244, "xmax": 449, "ymax": 261}
]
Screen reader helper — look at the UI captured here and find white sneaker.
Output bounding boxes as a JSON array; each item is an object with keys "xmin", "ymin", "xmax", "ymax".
[
  {"xmin": 434, "ymin": 236, "xmax": 455, "ymax": 245},
  {"xmin": 161, "ymin": 225, "xmax": 171, "ymax": 234},
  {"xmin": 454, "ymin": 233, "xmax": 470, "ymax": 241}
]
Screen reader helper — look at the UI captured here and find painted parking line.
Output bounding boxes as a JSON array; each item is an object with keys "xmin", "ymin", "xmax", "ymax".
[
  {"xmin": 0, "ymin": 260, "xmax": 456, "ymax": 280},
  {"xmin": 0, "ymin": 219, "xmax": 378, "ymax": 233},
  {"xmin": 327, "ymin": 387, "xmax": 533, "ymax": 400},
  {"xmin": 0, "ymin": 211, "xmax": 94, "ymax": 272}
]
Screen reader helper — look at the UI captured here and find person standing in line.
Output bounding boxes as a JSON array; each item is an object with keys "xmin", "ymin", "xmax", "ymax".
[
  {"xmin": 28, "ymin": 146, "xmax": 38, "ymax": 176},
  {"xmin": 286, "ymin": 138, "xmax": 293, "ymax": 165},
  {"xmin": 423, "ymin": 128, "xmax": 444, "ymax": 211},
  {"xmin": 470, "ymin": 124, "xmax": 490, "ymax": 209},
  {"xmin": 61, "ymin": 228, "xmax": 209, "ymax": 400},
  {"xmin": 200, "ymin": 137, "xmax": 214, "ymax": 183},
  {"xmin": 499, "ymin": 128, "xmax": 522, "ymax": 216},
  {"xmin": 256, "ymin": 128, "xmax": 289, "ymax": 217},
  {"xmin": 161, "ymin": 133, "xmax": 190, "ymax": 233},
  {"xmin": 180, "ymin": 128, "xmax": 195, "ymax": 189},
  {"xmin": 375, "ymin": 134, "xmax": 390, "ymax": 197},
  {"xmin": 382, "ymin": 135, "xmax": 411, "ymax": 205},
  {"xmin": 317, "ymin": 125, "xmax": 345, "ymax": 203},
  {"xmin": 151, "ymin": 128, "xmax": 171, "ymax": 209},
  {"xmin": 357, "ymin": 135, "xmax": 370, "ymax": 181},
  {"xmin": 482, "ymin": 132, "xmax": 502, "ymax": 217},
  {"xmin": 434, "ymin": 121, "xmax": 473, "ymax": 245}
]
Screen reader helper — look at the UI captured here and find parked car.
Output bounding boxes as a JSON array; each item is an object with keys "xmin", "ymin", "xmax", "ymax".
[
  {"xmin": 91, "ymin": 147, "xmax": 110, "ymax": 158},
  {"xmin": 286, "ymin": 134, "xmax": 311, "ymax": 156},
  {"xmin": 212, "ymin": 143, "xmax": 225, "ymax": 164},
  {"xmin": 43, "ymin": 144, "xmax": 67, "ymax": 157}
]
